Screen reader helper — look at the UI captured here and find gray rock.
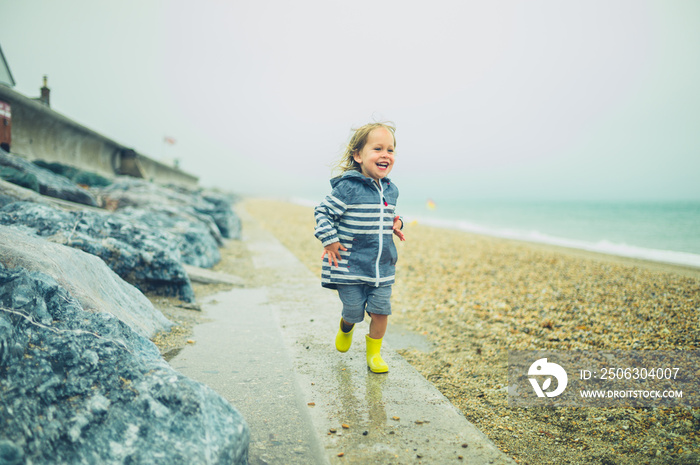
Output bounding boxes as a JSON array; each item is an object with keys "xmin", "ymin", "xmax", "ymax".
[
  {"xmin": 200, "ymin": 191, "xmax": 242, "ymax": 240},
  {"xmin": 0, "ymin": 262, "xmax": 249, "ymax": 464},
  {"xmin": 118, "ymin": 205, "xmax": 222, "ymax": 269},
  {"xmin": 0, "ymin": 440, "xmax": 23, "ymax": 465},
  {"xmin": 0, "ymin": 178, "xmax": 53, "ymax": 208},
  {"xmin": 99, "ymin": 178, "xmax": 241, "ymax": 240},
  {"xmin": 0, "ymin": 148, "xmax": 98, "ymax": 207},
  {"xmin": 32, "ymin": 160, "xmax": 112, "ymax": 188},
  {"xmin": 0, "ymin": 226, "xmax": 172, "ymax": 339},
  {"xmin": 0, "ymin": 202, "xmax": 196, "ymax": 303},
  {"xmin": 98, "ymin": 177, "xmax": 203, "ymax": 209},
  {"xmin": 0, "ymin": 165, "xmax": 39, "ymax": 192}
]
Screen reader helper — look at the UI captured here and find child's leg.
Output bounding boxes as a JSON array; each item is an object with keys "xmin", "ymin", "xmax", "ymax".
[
  {"xmin": 336, "ymin": 285, "xmax": 368, "ymax": 326},
  {"xmin": 368, "ymin": 313, "xmax": 388, "ymax": 340},
  {"xmin": 341, "ymin": 318, "xmax": 355, "ymax": 333},
  {"xmin": 365, "ymin": 286, "xmax": 392, "ymax": 335},
  {"xmin": 335, "ymin": 317, "xmax": 355, "ymax": 353},
  {"xmin": 335, "ymin": 285, "xmax": 367, "ymax": 352},
  {"xmin": 365, "ymin": 286, "xmax": 392, "ymax": 373}
]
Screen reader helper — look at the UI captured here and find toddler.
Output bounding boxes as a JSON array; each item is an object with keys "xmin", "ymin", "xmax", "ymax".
[{"xmin": 314, "ymin": 122, "xmax": 405, "ymax": 373}]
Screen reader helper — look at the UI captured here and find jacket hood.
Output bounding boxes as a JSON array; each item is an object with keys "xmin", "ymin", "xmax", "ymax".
[{"xmin": 330, "ymin": 170, "xmax": 392, "ymax": 189}]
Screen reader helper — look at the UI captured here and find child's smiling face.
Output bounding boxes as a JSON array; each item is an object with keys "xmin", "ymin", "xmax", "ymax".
[{"xmin": 353, "ymin": 127, "xmax": 395, "ymax": 182}]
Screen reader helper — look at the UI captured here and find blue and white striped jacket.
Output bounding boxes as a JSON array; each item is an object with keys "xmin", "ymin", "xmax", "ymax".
[{"xmin": 314, "ymin": 170, "xmax": 400, "ymax": 289}]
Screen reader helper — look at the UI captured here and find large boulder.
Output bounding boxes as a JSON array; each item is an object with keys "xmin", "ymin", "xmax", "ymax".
[
  {"xmin": 117, "ymin": 205, "xmax": 222, "ymax": 269},
  {"xmin": 0, "ymin": 165, "xmax": 39, "ymax": 192},
  {"xmin": 98, "ymin": 178, "xmax": 241, "ymax": 240},
  {"xmin": 0, "ymin": 148, "xmax": 98, "ymax": 207},
  {"xmin": 0, "ymin": 178, "xmax": 53, "ymax": 208},
  {"xmin": 0, "ymin": 226, "xmax": 172, "ymax": 338},
  {"xmin": 0, "ymin": 202, "xmax": 196, "ymax": 303},
  {"xmin": 32, "ymin": 160, "xmax": 112, "ymax": 188},
  {"xmin": 0, "ymin": 262, "xmax": 249, "ymax": 464},
  {"xmin": 200, "ymin": 191, "xmax": 242, "ymax": 240},
  {"xmin": 98, "ymin": 177, "xmax": 201, "ymax": 210}
]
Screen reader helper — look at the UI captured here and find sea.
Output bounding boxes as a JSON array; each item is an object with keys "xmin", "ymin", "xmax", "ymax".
[{"xmin": 297, "ymin": 197, "xmax": 700, "ymax": 269}]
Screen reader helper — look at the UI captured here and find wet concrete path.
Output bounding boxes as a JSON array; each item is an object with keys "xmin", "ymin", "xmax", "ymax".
[{"xmin": 170, "ymin": 207, "xmax": 515, "ymax": 464}]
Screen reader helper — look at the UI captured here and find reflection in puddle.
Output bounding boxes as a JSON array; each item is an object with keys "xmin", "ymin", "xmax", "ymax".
[
  {"xmin": 334, "ymin": 361, "xmax": 388, "ymax": 430},
  {"xmin": 365, "ymin": 371, "xmax": 387, "ymax": 429}
]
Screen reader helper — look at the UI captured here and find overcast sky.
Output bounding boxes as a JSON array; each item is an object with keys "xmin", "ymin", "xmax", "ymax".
[{"xmin": 2, "ymin": 0, "xmax": 699, "ymax": 202}]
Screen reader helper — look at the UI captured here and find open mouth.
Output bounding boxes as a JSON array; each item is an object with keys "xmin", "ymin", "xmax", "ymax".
[{"xmin": 377, "ymin": 162, "xmax": 389, "ymax": 169}]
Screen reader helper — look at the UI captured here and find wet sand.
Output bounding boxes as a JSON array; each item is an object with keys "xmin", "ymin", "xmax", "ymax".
[{"xmin": 243, "ymin": 197, "xmax": 700, "ymax": 465}]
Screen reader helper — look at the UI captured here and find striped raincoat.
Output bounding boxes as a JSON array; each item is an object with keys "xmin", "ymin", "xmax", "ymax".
[{"xmin": 314, "ymin": 170, "xmax": 400, "ymax": 289}]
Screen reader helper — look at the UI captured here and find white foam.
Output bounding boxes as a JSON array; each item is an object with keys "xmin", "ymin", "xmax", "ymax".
[{"xmin": 410, "ymin": 216, "xmax": 700, "ymax": 269}]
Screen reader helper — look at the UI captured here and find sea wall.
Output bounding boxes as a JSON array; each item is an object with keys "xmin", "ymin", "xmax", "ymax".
[{"xmin": 0, "ymin": 85, "xmax": 198, "ymax": 188}]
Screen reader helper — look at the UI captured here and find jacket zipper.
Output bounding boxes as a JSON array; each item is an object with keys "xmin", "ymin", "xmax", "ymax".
[{"xmin": 374, "ymin": 181, "xmax": 384, "ymax": 287}]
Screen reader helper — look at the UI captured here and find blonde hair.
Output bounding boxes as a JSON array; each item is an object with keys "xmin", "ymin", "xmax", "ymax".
[{"xmin": 333, "ymin": 122, "xmax": 397, "ymax": 175}]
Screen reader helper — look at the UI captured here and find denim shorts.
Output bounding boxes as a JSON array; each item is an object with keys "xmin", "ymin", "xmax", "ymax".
[{"xmin": 336, "ymin": 284, "xmax": 392, "ymax": 324}]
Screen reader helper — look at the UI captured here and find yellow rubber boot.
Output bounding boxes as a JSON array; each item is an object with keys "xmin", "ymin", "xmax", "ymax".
[
  {"xmin": 365, "ymin": 335, "xmax": 388, "ymax": 373},
  {"xmin": 335, "ymin": 318, "xmax": 354, "ymax": 352}
]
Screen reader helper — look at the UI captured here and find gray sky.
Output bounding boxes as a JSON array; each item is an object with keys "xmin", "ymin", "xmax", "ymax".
[{"xmin": 2, "ymin": 0, "xmax": 699, "ymax": 202}]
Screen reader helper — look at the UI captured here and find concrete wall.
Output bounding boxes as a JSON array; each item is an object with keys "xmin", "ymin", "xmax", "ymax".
[{"xmin": 0, "ymin": 85, "xmax": 198, "ymax": 187}]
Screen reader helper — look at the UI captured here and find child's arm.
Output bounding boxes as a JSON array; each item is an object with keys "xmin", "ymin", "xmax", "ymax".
[
  {"xmin": 393, "ymin": 216, "xmax": 406, "ymax": 241},
  {"xmin": 321, "ymin": 241, "xmax": 348, "ymax": 268},
  {"xmin": 314, "ymin": 190, "xmax": 349, "ymax": 265}
]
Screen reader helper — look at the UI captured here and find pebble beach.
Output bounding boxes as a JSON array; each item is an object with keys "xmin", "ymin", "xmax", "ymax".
[{"xmin": 243, "ymin": 198, "xmax": 700, "ymax": 465}]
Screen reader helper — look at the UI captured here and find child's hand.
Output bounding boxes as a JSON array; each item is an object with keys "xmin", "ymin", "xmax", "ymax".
[
  {"xmin": 393, "ymin": 216, "xmax": 406, "ymax": 241},
  {"xmin": 322, "ymin": 241, "xmax": 347, "ymax": 267}
]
